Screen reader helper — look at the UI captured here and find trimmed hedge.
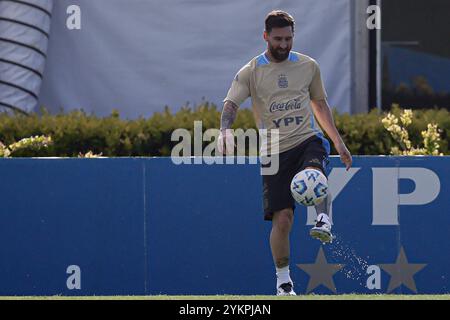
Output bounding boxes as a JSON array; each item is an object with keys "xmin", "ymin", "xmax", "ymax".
[{"xmin": 0, "ymin": 104, "xmax": 448, "ymax": 157}]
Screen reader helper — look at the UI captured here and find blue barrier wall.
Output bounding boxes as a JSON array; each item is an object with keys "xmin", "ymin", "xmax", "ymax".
[{"xmin": 0, "ymin": 157, "xmax": 449, "ymax": 295}]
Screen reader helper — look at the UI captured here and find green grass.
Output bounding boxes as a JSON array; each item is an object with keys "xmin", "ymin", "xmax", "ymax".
[{"xmin": 1, "ymin": 295, "xmax": 450, "ymax": 300}]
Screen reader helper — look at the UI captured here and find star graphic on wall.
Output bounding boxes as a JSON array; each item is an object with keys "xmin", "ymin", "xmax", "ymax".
[
  {"xmin": 296, "ymin": 247, "xmax": 344, "ymax": 293},
  {"xmin": 379, "ymin": 246, "xmax": 427, "ymax": 293}
]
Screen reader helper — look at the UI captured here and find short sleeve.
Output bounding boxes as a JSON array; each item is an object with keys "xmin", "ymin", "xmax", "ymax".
[
  {"xmin": 309, "ymin": 61, "xmax": 328, "ymax": 101},
  {"xmin": 223, "ymin": 63, "xmax": 251, "ymax": 106}
]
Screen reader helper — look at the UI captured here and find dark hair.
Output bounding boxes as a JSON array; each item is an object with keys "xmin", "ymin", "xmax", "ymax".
[{"xmin": 265, "ymin": 10, "xmax": 295, "ymax": 34}]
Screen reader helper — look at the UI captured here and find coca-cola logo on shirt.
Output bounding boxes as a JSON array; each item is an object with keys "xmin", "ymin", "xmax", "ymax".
[{"xmin": 269, "ymin": 99, "xmax": 302, "ymax": 113}]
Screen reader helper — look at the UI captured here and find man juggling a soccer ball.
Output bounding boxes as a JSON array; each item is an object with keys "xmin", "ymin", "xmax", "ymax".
[{"xmin": 218, "ymin": 10, "xmax": 352, "ymax": 296}]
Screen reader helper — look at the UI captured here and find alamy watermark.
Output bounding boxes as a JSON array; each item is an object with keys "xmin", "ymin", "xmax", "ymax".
[
  {"xmin": 66, "ymin": 265, "xmax": 81, "ymax": 290},
  {"xmin": 68, "ymin": 4, "xmax": 381, "ymax": 31},
  {"xmin": 66, "ymin": 5, "xmax": 81, "ymax": 30},
  {"xmin": 171, "ymin": 121, "xmax": 280, "ymax": 175},
  {"xmin": 367, "ymin": 5, "xmax": 381, "ymax": 30}
]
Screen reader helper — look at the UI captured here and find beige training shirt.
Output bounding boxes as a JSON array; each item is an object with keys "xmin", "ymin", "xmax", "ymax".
[{"xmin": 224, "ymin": 51, "xmax": 329, "ymax": 154}]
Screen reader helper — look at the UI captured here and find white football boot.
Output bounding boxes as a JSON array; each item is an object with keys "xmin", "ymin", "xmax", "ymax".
[
  {"xmin": 310, "ymin": 213, "xmax": 333, "ymax": 244},
  {"xmin": 276, "ymin": 282, "xmax": 296, "ymax": 296}
]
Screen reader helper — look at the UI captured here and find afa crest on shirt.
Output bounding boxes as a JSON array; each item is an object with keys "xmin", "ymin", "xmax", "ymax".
[{"xmin": 278, "ymin": 74, "xmax": 288, "ymax": 88}]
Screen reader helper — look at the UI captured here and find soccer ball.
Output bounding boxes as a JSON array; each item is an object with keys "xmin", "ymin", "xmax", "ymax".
[{"xmin": 290, "ymin": 168, "xmax": 328, "ymax": 206}]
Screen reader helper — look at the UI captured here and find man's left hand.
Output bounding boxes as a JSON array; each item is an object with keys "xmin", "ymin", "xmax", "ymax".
[{"xmin": 335, "ymin": 142, "xmax": 352, "ymax": 171}]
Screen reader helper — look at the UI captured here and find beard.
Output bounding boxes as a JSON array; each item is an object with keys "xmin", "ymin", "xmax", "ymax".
[{"xmin": 269, "ymin": 45, "xmax": 291, "ymax": 62}]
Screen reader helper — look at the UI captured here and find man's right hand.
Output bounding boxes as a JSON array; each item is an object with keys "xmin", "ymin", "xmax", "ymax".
[{"xmin": 218, "ymin": 129, "xmax": 235, "ymax": 155}]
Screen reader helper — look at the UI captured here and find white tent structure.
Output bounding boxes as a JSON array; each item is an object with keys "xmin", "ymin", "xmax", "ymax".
[{"xmin": 0, "ymin": 0, "xmax": 53, "ymax": 114}]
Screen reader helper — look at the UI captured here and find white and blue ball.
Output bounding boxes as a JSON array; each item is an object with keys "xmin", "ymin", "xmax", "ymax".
[{"xmin": 290, "ymin": 168, "xmax": 328, "ymax": 206}]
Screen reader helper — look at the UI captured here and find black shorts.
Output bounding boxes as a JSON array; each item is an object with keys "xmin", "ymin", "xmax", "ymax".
[{"xmin": 262, "ymin": 135, "xmax": 330, "ymax": 221}]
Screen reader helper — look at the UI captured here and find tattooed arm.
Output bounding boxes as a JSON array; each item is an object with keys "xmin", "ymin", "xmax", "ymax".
[
  {"xmin": 220, "ymin": 62, "xmax": 250, "ymax": 154},
  {"xmin": 218, "ymin": 100, "xmax": 239, "ymax": 154},
  {"xmin": 220, "ymin": 100, "xmax": 239, "ymax": 130}
]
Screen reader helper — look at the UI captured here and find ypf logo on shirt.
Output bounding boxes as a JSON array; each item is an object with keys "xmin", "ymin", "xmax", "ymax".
[{"xmin": 278, "ymin": 74, "xmax": 288, "ymax": 88}]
